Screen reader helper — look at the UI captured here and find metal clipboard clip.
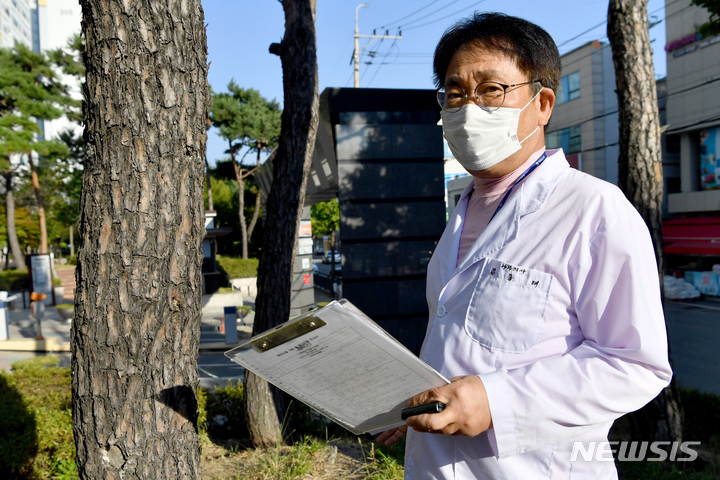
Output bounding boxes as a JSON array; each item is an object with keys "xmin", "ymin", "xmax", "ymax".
[{"xmin": 244, "ymin": 314, "xmax": 327, "ymax": 353}]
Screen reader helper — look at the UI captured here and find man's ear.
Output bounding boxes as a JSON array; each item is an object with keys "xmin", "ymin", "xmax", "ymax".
[{"xmin": 538, "ymin": 88, "xmax": 555, "ymax": 127}]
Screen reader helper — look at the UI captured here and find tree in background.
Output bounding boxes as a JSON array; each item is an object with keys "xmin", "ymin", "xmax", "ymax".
[
  {"xmin": 310, "ymin": 198, "xmax": 339, "ymax": 237},
  {"xmin": 245, "ymin": 0, "xmax": 319, "ymax": 447},
  {"xmin": 607, "ymin": 0, "xmax": 683, "ymax": 443},
  {"xmin": 692, "ymin": 0, "xmax": 720, "ymax": 36},
  {"xmin": 46, "ymin": 35, "xmax": 86, "ymax": 257},
  {"xmin": 43, "ymin": 129, "xmax": 84, "ymax": 257},
  {"xmin": 73, "ymin": 0, "xmax": 208, "ymax": 476},
  {"xmin": 210, "ymin": 82, "xmax": 281, "ymax": 259},
  {"xmin": 0, "ymin": 43, "xmax": 73, "ymax": 262}
]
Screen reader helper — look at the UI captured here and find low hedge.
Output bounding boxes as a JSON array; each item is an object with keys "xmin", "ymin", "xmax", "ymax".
[
  {"xmin": 216, "ymin": 256, "xmax": 258, "ymax": 279},
  {"xmin": 0, "ymin": 270, "xmax": 30, "ymax": 291},
  {"xmin": 0, "ymin": 269, "xmax": 63, "ymax": 291}
]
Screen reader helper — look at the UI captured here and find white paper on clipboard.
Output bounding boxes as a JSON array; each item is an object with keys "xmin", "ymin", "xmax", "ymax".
[{"xmin": 224, "ymin": 299, "xmax": 449, "ymax": 435}]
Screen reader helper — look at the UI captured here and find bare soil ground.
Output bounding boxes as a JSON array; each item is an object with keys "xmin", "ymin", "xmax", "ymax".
[{"xmin": 201, "ymin": 440, "xmax": 374, "ymax": 480}]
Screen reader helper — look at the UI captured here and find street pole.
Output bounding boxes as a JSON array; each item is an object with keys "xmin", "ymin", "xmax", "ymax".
[{"xmin": 354, "ymin": 3, "xmax": 369, "ymax": 88}]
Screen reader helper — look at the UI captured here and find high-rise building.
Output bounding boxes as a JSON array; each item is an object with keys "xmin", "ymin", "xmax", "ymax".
[
  {"xmin": 29, "ymin": 0, "xmax": 82, "ymax": 141},
  {"xmin": 0, "ymin": 0, "xmax": 33, "ymax": 48}
]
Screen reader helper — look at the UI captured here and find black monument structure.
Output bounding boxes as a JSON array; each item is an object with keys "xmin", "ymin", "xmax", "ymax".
[{"xmin": 258, "ymin": 87, "xmax": 446, "ymax": 352}]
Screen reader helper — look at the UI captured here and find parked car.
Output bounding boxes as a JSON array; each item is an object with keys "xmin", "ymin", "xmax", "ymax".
[{"xmin": 322, "ymin": 250, "xmax": 341, "ymax": 264}]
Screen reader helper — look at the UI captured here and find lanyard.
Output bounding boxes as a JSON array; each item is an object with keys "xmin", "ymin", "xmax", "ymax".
[{"xmin": 490, "ymin": 152, "xmax": 547, "ymax": 221}]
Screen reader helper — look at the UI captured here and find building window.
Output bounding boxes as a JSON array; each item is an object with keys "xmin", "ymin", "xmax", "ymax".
[
  {"xmin": 557, "ymin": 71, "xmax": 580, "ymax": 104},
  {"xmin": 546, "ymin": 125, "xmax": 582, "ymax": 154}
]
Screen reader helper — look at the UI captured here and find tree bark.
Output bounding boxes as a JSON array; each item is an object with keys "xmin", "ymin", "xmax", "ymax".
[
  {"xmin": 608, "ymin": 0, "xmax": 683, "ymax": 443},
  {"xmin": 3, "ymin": 171, "xmax": 24, "ymax": 269},
  {"xmin": 245, "ymin": 0, "xmax": 319, "ymax": 448},
  {"xmin": 28, "ymin": 156, "xmax": 48, "ymax": 254},
  {"xmin": 72, "ymin": 1, "xmax": 208, "ymax": 478}
]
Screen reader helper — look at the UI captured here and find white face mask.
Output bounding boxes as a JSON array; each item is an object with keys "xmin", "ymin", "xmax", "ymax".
[{"xmin": 441, "ymin": 88, "xmax": 543, "ymax": 172}]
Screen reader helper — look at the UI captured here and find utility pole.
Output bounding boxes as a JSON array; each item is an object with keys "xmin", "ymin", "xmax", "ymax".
[{"xmin": 353, "ymin": 3, "xmax": 402, "ymax": 88}]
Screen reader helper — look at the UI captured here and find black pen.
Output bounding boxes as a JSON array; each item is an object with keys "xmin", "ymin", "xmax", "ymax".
[{"xmin": 401, "ymin": 401, "xmax": 446, "ymax": 420}]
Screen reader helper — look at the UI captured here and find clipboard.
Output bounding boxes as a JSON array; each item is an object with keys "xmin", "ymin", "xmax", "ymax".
[{"xmin": 225, "ymin": 299, "xmax": 449, "ymax": 435}]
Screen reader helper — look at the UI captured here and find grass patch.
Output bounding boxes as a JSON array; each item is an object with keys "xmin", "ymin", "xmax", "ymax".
[
  {"xmin": 0, "ymin": 356, "xmax": 76, "ymax": 479},
  {"xmin": 7, "ymin": 357, "xmax": 719, "ymax": 479},
  {"xmin": 216, "ymin": 255, "xmax": 258, "ymax": 279}
]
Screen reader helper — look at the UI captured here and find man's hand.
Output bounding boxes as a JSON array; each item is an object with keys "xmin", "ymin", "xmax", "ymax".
[
  {"xmin": 376, "ymin": 425, "xmax": 407, "ymax": 446},
  {"xmin": 405, "ymin": 375, "xmax": 493, "ymax": 436}
]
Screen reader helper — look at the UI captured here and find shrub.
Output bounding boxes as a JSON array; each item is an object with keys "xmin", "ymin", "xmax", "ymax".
[
  {"xmin": 202, "ymin": 380, "xmax": 249, "ymax": 441},
  {"xmin": 216, "ymin": 256, "xmax": 258, "ymax": 279},
  {"xmin": 0, "ymin": 270, "xmax": 30, "ymax": 291}
]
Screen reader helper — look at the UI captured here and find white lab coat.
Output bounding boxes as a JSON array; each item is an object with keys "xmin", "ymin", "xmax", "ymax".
[{"xmin": 404, "ymin": 149, "xmax": 672, "ymax": 479}]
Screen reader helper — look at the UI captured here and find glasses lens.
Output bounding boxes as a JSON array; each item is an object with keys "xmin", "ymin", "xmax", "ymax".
[
  {"xmin": 438, "ymin": 85, "xmax": 465, "ymax": 112},
  {"xmin": 475, "ymin": 82, "xmax": 506, "ymax": 111}
]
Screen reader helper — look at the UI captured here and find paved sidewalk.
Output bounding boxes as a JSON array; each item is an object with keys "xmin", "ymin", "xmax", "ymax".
[{"xmin": 0, "ymin": 292, "xmax": 257, "ymax": 371}]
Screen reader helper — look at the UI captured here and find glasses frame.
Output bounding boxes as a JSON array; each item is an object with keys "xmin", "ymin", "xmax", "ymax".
[{"xmin": 437, "ymin": 79, "xmax": 542, "ymax": 112}]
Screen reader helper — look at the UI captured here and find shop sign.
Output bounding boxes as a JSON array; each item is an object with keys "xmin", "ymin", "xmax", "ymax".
[{"xmin": 700, "ymin": 127, "xmax": 720, "ymax": 190}]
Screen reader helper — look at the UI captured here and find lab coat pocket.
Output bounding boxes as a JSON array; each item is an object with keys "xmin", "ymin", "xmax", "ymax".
[{"xmin": 465, "ymin": 258, "xmax": 553, "ymax": 353}]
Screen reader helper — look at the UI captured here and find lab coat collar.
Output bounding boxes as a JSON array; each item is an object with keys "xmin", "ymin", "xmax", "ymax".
[{"xmin": 438, "ymin": 149, "xmax": 570, "ymax": 285}]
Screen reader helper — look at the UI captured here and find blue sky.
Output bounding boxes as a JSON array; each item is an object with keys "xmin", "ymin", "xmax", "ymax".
[{"xmin": 202, "ymin": 0, "xmax": 669, "ymax": 164}]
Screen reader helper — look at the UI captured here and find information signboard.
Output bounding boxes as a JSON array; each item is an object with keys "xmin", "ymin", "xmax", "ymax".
[{"xmin": 27, "ymin": 254, "xmax": 55, "ymax": 305}]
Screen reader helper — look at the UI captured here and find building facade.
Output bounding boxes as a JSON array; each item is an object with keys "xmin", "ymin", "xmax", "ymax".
[
  {"xmin": 546, "ymin": 40, "xmax": 620, "ymax": 185},
  {"xmin": 664, "ymin": 0, "xmax": 720, "ymax": 215},
  {"xmin": 0, "ymin": 0, "xmax": 32, "ymax": 48},
  {"xmin": 30, "ymin": 0, "xmax": 82, "ymax": 141}
]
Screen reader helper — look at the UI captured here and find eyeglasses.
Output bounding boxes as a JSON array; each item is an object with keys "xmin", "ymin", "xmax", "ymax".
[{"xmin": 436, "ymin": 80, "xmax": 542, "ymax": 113}]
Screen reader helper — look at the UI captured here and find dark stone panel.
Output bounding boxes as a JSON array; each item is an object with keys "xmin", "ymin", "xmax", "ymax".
[
  {"xmin": 339, "ymin": 201, "xmax": 447, "ymax": 240},
  {"xmin": 338, "ymin": 110, "xmax": 439, "ymax": 126},
  {"xmin": 338, "ymin": 161, "xmax": 444, "ymax": 201},
  {"xmin": 341, "ymin": 240, "xmax": 436, "ymax": 278},
  {"xmin": 373, "ymin": 316, "xmax": 429, "ymax": 355},
  {"xmin": 335, "ymin": 124, "xmax": 443, "ymax": 161},
  {"xmin": 343, "ymin": 278, "xmax": 428, "ymax": 319},
  {"xmin": 322, "ymin": 87, "xmax": 439, "ymax": 116}
]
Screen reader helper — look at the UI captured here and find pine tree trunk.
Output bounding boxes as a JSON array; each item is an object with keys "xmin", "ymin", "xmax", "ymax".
[
  {"xmin": 234, "ymin": 162, "xmax": 249, "ymax": 260},
  {"xmin": 246, "ymin": 149, "xmax": 263, "ymax": 246},
  {"xmin": 247, "ymin": 182, "xmax": 261, "ymax": 241},
  {"xmin": 608, "ymin": 0, "xmax": 683, "ymax": 443},
  {"xmin": 3, "ymin": 171, "xmax": 24, "ymax": 269},
  {"xmin": 205, "ymin": 157, "xmax": 213, "ymax": 211},
  {"xmin": 29, "ymin": 157, "xmax": 48, "ymax": 254},
  {"xmin": 245, "ymin": 0, "xmax": 319, "ymax": 448},
  {"xmin": 72, "ymin": 1, "xmax": 208, "ymax": 478}
]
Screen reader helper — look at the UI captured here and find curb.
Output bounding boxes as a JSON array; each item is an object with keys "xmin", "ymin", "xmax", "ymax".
[
  {"xmin": 0, "ymin": 326, "xmax": 253, "ymax": 353},
  {"xmin": 0, "ymin": 338, "xmax": 70, "ymax": 352}
]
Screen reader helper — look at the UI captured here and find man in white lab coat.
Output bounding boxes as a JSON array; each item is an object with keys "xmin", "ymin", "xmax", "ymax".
[{"xmin": 377, "ymin": 12, "xmax": 672, "ymax": 479}]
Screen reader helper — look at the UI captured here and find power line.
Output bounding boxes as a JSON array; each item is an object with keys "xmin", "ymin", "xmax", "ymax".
[
  {"xmin": 367, "ymin": 40, "xmax": 400, "ymax": 87},
  {"xmin": 555, "ymin": 0, "xmax": 684, "ymax": 52},
  {"xmin": 403, "ymin": 0, "xmax": 488, "ymax": 31},
  {"xmin": 377, "ymin": 0, "xmax": 445, "ymax": 30}
]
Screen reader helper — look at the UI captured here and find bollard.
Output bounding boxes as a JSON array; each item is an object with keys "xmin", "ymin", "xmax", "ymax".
[
  {"xmin": 31, "ymin": 292, "xmax": 47, "ymax": 341},
  {"xmin": 223, "ymin": 306, "xmax": 238, "ymax": 344},
  {"xmin": 0, "ymin": 291, "xmax": 17, "ymax": 341}
]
